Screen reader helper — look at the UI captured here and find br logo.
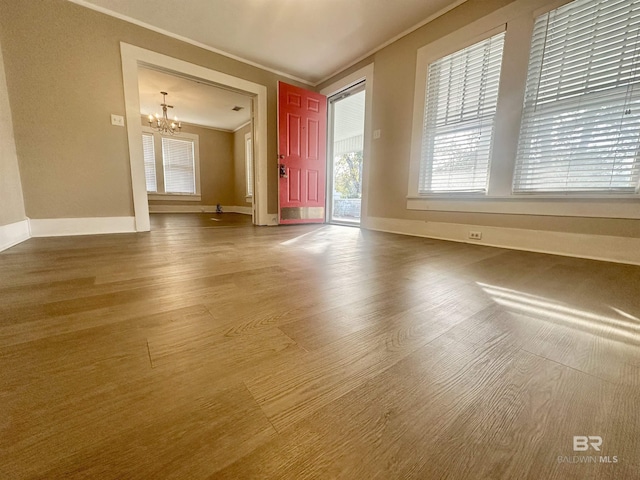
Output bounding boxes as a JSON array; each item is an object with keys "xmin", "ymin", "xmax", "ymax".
[{"xmin": 573, "ymin": 436, "xmax": 602, "ymax": 452}]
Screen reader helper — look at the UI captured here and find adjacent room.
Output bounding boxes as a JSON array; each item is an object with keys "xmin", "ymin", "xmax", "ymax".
[
  {"xmin": 0, "ymin": 0, "xmax": 638, "ymax": 478},
  {"xmin": 137, "ymin": 66, "xmax": 255, "ymax": 222}
]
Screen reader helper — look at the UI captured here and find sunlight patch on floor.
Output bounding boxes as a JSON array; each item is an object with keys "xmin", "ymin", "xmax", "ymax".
[{"xmin": 478, "ymin": 282, "xmax": 640, "ymax": 344}]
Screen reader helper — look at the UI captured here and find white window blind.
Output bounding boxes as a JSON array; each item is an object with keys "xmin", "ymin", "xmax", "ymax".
[
  {"xmin": 162, "ymin": 137, "xmax": 196, "ymax": 194},
  {"xmin": 142, "ymin": 133, "xmax": 156, "ymax": 192},
  {"xmin": 245, "ymin": 135, "xmax": 253, "ymax": 196},
  {"xmin": 514, "ymin": 0, "xmax": 640, "ymax": 193},
  {"xmin": 419, "ymin": 31, "xmax": 505, "ymax": 193}
]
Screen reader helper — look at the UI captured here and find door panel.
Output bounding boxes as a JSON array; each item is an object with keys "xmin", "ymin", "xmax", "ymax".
[
  {"xmin": 307, "ymin": 119, "xmax": 319, "ymax": 159},
  {"xmin": 288, "ymin": 168, "xmax": 301, "ymax": 202},
  {"xmin": 287, "ymin": 114, "xmax": 301, "ymax": 156},
  {"xmin": 278, "ymin": 82, "xmax": 327, "ymax": 224},
  {"xmin": 307, "ymin": 170, "xmax": 319, "ymax": 202}
]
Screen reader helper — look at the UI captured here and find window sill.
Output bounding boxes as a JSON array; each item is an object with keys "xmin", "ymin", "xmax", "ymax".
[
  {"xmin": 245, "ymin": 195, "xmax": 253, "ymax": 202},
  {"xmin": 148, "ymin": 193, "xmax": 201, "ymax": 202},
  {"xmin": 406, "ymin": 195, "xmax": 640, "ymax": 219}
]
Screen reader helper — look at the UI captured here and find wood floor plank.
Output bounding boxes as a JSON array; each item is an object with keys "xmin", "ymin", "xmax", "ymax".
[
  {"xmin": 244, "ymin": 286, "xmax": 495, "ymax": 432},
  {"xmin": 212, "ymin": 335, "xmax": 522, "ymax": 479},
  {"xmin": 34, "ymin": 383, "xmax": 276, "ymax": 480},
  {"xmin": 523, "ymin": 322, "xmax": 640, "ymax": 387}
]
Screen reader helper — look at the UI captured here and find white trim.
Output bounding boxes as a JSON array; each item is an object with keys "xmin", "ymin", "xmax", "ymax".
[
  {"xmin": 232, "ymin": 206, "xmax": 253, "ymax": 215},
  {"xmin": 320, "ymin": 63, "xmax": 374, "ymax": 228},
  {"xmin": 29, "ymin": 217, "xmax": 136, "ymax": 237},
  {"xmin": 0, "ymin": 220, "xmax": 30, "ymax": 252},
  {"xmin": 366, "ymin": 217, "xmax": 640, "ymax": 266},
  {"xmin": 120, "ymin": 43, "xmax": 269, "ymax": 228},
  {"xmin": 314, "ymin": 0, "xmax": 469, "ymax": 86},
  {"xmin": 234, "ymin": 120, "xmax": 252, "ymax": 132},
  {"xmin": 178, "ymin": 121, "xmax": 233, "ymax": 133},
  {"xmin": 148, "ymin": 194, "xmax": 201, "ymax": 202},
  {"xmin": 148, "ymin": 205, "xmax": 252, "ymax": 215},
  {"xmin": 68, "ymin": 0, "xmax": 313, "ymax": 86},
  {"xmin": 406, "ymin": 197, "xmax": 640, "ymax": 220}
]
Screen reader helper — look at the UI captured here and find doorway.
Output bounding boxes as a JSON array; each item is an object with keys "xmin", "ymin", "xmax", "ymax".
[
  {"xmin": 120, "ymin": 43, "xmax": 270, "ymax": 231},
  {"xmin": 277, "ymin": 82, "xmax": 328, "ymax": 224},
  {"xmin": 137, "ymin": 66, "xmax": 254, "ymax": 224},
  {"xmin": 327, "ymin": 82, "xmax": 366, "ymax": 225}
]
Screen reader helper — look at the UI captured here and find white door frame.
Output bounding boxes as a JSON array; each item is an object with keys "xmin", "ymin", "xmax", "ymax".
[
  {"xmin": 320, "ymin": 63, "xmax": 374, "ymax": 227},
  {"xmin": 120, "ymin": 42, "xmax": 269, "ymax": 230}
]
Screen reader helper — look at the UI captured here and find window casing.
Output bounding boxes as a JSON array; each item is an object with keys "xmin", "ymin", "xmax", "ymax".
[{"xmin": 142, "ymin": 128, "xmax": 200, "ymax": 200}]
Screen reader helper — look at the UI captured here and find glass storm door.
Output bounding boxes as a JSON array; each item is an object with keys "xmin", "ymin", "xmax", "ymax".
[{"xmin": 328, "ymin": 82, "xmax": 366, "ymax": 224}]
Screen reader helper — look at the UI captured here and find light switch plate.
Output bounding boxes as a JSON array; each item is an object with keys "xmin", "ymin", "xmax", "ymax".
[
  {"xmin": 373, "ymin": 129, "xmax": 381, "ymax": 139},
  {"xmin": 111, "ymin": 114, "xmax": 125, "ymax": 127}
]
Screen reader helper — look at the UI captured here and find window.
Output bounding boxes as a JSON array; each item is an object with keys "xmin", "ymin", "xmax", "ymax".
[
  {"xmin": 245, "ymin": 133, "xmax": 253, "ymax": 197},
  {"xmin": 142, "ymin": 133, "xmax": 156, "ymax": 192},
  {"xmin": 162, "ymin": 137, "xmax": 196, "ymax": 194},
  {"xmin": 514, "ymin": 0, "xmax": 640, "ymax": 193},
  {"xmin": 408, "ymin": 0, "xmax": 640, "ymax": 217},
  {"xmin": 419, "ymin": 31, "xmax": 505, "ymax": 193},
  {"xmin": 142, "ymin": 128, "xmax": 200, "ymax": 198}
]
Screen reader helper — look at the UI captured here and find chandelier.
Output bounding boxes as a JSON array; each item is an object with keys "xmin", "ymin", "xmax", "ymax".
[{"xmin": 148, "ymin": 91, "xmax": 181, "ymax": 134}]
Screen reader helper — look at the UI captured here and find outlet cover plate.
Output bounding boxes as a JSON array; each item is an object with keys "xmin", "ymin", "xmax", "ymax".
[{"xmin": 111, "ymin": 114, "xmax": 125, "ymax": 127}]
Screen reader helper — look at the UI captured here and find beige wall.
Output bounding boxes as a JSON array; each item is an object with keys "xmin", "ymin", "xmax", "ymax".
[
  {"xmin": 0, "ymin": 0, "xmax": 305, "ymax": 220},
  {"xmin": 319, "ymin": 0, "xmax": 640, "ymax": 238},
  {"xmin": 233, "ymin": 123, "xmax": 253, "ymax": 208},
  {"xmin": 141, "ymin": 117, "xmax": 235, "ymax": 207},
  {"xmin": 0, "ymin": 37, "xmax": 25, "ymax": 227}
]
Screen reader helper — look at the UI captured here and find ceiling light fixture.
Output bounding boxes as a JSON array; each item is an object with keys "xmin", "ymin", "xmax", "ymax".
[{"xmin": 148, "ymin": 91, "xmax": 181, "ymax": 134}]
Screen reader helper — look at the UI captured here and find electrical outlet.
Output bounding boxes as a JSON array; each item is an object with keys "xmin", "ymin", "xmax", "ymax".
[
  {"xmin": 469, "ymin": 231, "xmax": 482, "ymax": 240},
  {"xmin": 110, "ymin": 114, "xmax": 125, "ymax": 127}
]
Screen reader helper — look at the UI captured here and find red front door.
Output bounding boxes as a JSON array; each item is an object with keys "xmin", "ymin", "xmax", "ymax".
[{"xmin": 278, "ymin": 82, "xmax": 327, "ymax": 224}]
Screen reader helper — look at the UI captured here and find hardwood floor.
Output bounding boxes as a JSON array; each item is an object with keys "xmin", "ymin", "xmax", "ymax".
[{"xmin": 1, "ymin": 213, "xmax": 639, "ymax": 479}]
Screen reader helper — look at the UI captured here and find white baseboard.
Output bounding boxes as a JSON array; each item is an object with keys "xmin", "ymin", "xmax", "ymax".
[
  {"xmin": 366, "ymin": 217, "xmax": 640, "ymax": 266},
  {"xmin": 0, "ymin": 219, "xmax": 30, "ymax": 252},
  {"xmin": 231, "ymin": 206, "xmax": 253, "ymax": 215},
  {"xmin": 148, "ymin": 205, "xmax": 253, "ymax": 215},
  {"xmin": 29, "ymin": 217, "xmax": 136, "ymax": 237}
]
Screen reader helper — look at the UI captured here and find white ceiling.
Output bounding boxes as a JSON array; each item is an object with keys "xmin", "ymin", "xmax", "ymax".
[
  {"xmin": 74, "ymin": 0, "xmax": 466, "ymax": 85},
  {"xmin": 138, "ymin": 67, "xmax": 252, "ymax": 131}
]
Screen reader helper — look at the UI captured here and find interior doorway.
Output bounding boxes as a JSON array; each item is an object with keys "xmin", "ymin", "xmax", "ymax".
[
  {"xmin": 137, "ymin": 66, "xmax": 255, "ymax": 225},
  {"xmin": 327, "ymin": 81, "xmax": 366, "ymax": 225},
  {"xmin": 120, "ymin": 43, "xmax": 270, "ymax": 231}
]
